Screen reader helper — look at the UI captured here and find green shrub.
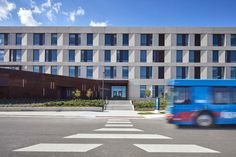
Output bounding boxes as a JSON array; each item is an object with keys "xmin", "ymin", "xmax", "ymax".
[
  {"xmin": 43, "ymin": 99, "xmax": 105, "ymax": 107},
  {"xmin": 132, "ymin": 95, "xmax": 168, "ymax": 111}
]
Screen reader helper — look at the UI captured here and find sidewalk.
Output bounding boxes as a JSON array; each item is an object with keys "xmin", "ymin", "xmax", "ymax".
[{"xmin": 0, "ymin": 110, "xmax": 165, "ymax": 119}]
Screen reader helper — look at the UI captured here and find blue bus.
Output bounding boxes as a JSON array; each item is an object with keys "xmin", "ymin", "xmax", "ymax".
[{"xmin": 166, "ymin": 80, "xmax": 236, "ymax": 127}]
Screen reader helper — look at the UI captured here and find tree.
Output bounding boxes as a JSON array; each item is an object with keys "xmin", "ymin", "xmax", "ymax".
[
  {"xmin": 86, "ymin": 88, "xmax": 93, "ymax": 99},
  {"xmin": 72, "ymin": 89, "xmax": 81, "ymax": 99},
  {"xmin": 145, "ymin": 89, "xmax": 151, "ymax": 98}
]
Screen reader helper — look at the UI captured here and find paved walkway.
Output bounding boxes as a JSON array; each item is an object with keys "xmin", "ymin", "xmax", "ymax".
[{"xmin": 0, "ymin": 111, "xmax": 165, "ymax": 119}]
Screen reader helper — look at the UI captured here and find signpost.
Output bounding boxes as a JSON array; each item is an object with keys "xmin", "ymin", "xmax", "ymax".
[{"xmin": 155, "ymin": 97, "xmax": 159, "ymax": 113}]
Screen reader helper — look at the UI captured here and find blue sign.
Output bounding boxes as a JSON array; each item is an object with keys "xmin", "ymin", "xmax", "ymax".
[{"xmin": 155, "ymin": 97, "xmax": 159, "ymax": 110}]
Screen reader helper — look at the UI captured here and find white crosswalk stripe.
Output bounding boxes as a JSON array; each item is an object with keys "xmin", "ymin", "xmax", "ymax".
[
  {"xmin": 64, "ymin": 133, "xmax": 172, "ymax": 139},
  {"xmin": 14, "ymin": 143, "xmax": 102, "ymax": 152},
  {"xmin": 107, "ymin": 121, "xmax": 132, "ymax": 124},
  {"xmin": 134, "ymin": 144, "xmax": 220, "ymax": 153},
  {"xmin": 13, "ymin": 118, "xmax": 220, "ymax": 154},
  {"xmin": 94, "ymin": 128, "xmax": 143, "ymax": 132},
  {"xmin": 105, "ymin": 124, "xmax": 133, "ymax": 127}
]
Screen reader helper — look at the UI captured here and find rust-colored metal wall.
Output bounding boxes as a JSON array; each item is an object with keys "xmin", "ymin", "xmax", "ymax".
[{"xmin": 0, "ymin": 68, "xmax": 128, "ymax": 99}]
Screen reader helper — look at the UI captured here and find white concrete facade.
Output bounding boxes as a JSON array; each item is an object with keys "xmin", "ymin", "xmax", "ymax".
[{"xmin": 0, "ymin": 27, "xmax": 236, "ymax": 99}]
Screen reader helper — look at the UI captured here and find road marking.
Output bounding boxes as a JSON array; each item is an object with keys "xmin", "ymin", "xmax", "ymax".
[
  {"xmin": 105, "ymin": 124, "xmax": 133, "ymax": 127},
  {"xmin": 64, "ymin": 133, "xmax": 172, "ymax": 139},
  {"xmin": 134, "ymin": 144, "xmax": 220, "ymax": 153},
  {"xmin": 14, "ymin": 143, "xmax": 102, "ymax": 152},
  {"xmin": 107, "ymin": 119, "xmax": 130, "ymax": 121},
  {"xmin": 94, "ymin": 128, "xmax": 143, "ymax": 132},
  {"xmin": 107, "ymin": 121, "xmax": 131, "ymax": 124}
]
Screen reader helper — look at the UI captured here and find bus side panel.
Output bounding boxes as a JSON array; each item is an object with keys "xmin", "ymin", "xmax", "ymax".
[
  {"xmin": 171, "ymin": 87, "xmax": 208, "ymax": 125},
  {"xmin": 207, "ymin": 87, "xmax": 236, "ymax": 124}
]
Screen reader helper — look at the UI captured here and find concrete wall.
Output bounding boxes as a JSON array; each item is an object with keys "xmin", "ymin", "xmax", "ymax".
[{"xmin": 1, "ymin": 27, "xmax": 236, "ymax": 99}]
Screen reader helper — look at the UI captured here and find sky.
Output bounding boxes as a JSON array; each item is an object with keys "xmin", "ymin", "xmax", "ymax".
[{"xmin": 0, "ymin": 0, "xmax": 236, "ymax": 27}]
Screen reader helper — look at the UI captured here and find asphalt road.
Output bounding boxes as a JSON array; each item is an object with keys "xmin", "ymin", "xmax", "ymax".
[{"xmin": 0, "ymin": 116, "xmax": 236, "ymax": 157}]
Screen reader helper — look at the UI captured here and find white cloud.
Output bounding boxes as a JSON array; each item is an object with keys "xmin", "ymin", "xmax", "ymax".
[
  {"xmin": 89, "ymin": 20, "xmax": 108, "ymax": 27},
  {"xmin": 41, "ymin": 0, "xmax": 51, "ymax": 11},
  {"xmin": 30, "ymin": 0, "xmax": 62, "ymax": 21},
  {"xmin": 63, "ymin": 7, "xmax": 85, "ymax": 22},
  {"xmin": 46, "ymin": 10, "xmax": 54, "ymax": 21},
  {"xmin": 0, "ymin": 0, "xmax": 16, "ymax": 21},
  {"xmin": 32, "ymin": 5, "xmax": 42, "ymax": 14},
  {"xmin": 52, "ymin": 2, "xmax": 62, "ymax": 13},
  {"xmin": 17, "ymin": 8, "xmax": 41, "ymax": 26}
]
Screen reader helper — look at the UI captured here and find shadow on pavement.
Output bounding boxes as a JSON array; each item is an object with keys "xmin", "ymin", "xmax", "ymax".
[{"xmin": 176, "ymin": 124, "xmax": 236, "ymax": 130}]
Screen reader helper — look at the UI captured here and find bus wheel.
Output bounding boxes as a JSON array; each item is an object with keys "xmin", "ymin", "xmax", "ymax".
[{"xmin": 195, "ymin": 113, "xmax": 214, "ymax": 127}]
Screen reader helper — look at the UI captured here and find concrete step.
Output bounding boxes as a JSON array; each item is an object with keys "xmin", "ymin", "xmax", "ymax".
[{"xmin": 105, "ymin": 100, "xmax": 134, "ymax": 110}]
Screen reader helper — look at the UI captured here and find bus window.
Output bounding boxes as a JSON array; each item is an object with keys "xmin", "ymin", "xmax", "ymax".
[
  {"xmin": 232, "ymin": 88, "xmax": 236, "ymax": 104},
  {"xmin": 212, "ymin": 87, "xmax": 231, "ymax": 104},
  {"xmin": 173, "ymin": 87, "xmax": 191, "ymax": 104}
]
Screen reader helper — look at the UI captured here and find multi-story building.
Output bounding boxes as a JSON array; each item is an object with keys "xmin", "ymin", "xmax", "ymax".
[{"xmin": 0, "ymin": 27, "xmax": 236, "ymax": 99}]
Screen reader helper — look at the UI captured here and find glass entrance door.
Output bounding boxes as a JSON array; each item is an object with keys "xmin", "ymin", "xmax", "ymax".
[{"xmin": 111, "ymin": 86, "xmax": 127, "ymax": 99}]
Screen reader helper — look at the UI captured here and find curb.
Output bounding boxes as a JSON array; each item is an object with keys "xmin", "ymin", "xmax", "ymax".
[{"xmin": 0, "ymin": 107, "xmax": 103, "ymax": 112}]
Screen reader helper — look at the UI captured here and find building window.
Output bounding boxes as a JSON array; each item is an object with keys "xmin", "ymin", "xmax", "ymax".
[
  {"xmin": 117, "ymin": 50, "xmax": 129, "ymax": 62},
  {"xmin": 140, "ymin": 34, "xmax": 152, "ymax": 46},
  {"xmin": 189, "ymin": 50, "xmax": 200, "ymax": 63},
  {"xmin": 69, "ymin": 33, "xmax": 81, "ymax": 46},
  {"xmin": 152, "ymin": 85, "xmax": 164, "ymax": 98},
  {"xmin": 158, "ymin": 66, "xmax": 164, "ymax": 79},
  {"xmin": 33, "ymin": 66, "xmax": 45, "ymax": 73},
  {"xmin": 45, "ymin": 50, "xmax": 57, "ymax": 62},
  {"xmin": 16, "ymin": 33, "xmax": 22, "ymax": 45},
  {"xmin": 176, "ymin": 50, "xmax": 183, "ymax": 63},
  {"xmin": 122, "ymin": 34, "xmax": 129, "ymax": 46},
  {"xmin": 226, "ymin": 51, "xmax": 236, "ymax": 63},
  {"xmin": 86, "ymin": 66, "xmax": 93, "ymax": 78},
  {"xmin": 51, "ymin": 66, "xmax": 58, "ymax": 75},
  {"xmin": 231, "ymin": 34, "xmax": 236, "ymax": 46},
  {"xmin": 105, "ymin": 34, "xmax": 116, "ymax": 46},
  {"xmin": 104, "ymin": 50, "xmax": 111, "ymax": 62},
  {"xmin": 140, "ymin": 50, "xmax": 147, "ymax": 62},
  {"xmin": 77, "ymin": 66, "xmax": 81, "ymax": 77},
  {"xmin": 69, "ymin": 66, "xmax": 75, "ymax": 77},
  {"xmin": 81, "ymin": 50, "xmax": 93, "ymax": 62},
  {"xmin": 87, "ymin": 33, "xmax": 93, "ymax": 46},
  {"xmin": 176, "ymin": 67, "xmax": 188, "ymax": 79},
  {"xmin": 10, "ymin": 49, "xmax": 21, "ymax": 62},
  {"xmin": 33, "ymin": 33, "xmax": 45, "ymax": 45},
  {"xmin": 194, "ymin": 34, "xmax": 201, "ymax": 46},
  {"xmin": 213, "ymin": 34, "xmax": 225, "ymax": 46},
  {"xmin": 0, "ymin": 33, "xmax": 9, "ymax": 45},
  {"xmin": 69, "ymin": 66, "xmax": 80, "ymax": 77},
  {"xmin": 212, "ymin": 50, "xmax": 219, "ymax": 63},
  {"xmin": 194, "ymin": 67, "xmax": 201, "ymax": 79},
  {"xmin": 177, "ymin": 34, "xmax": 188, "ymax": 46},
  {"xmin": 69, "ymin": 66, "xmax": 81, "ymax": 77},
  {"xmin": 158, "ymin": 34, "xmax": 165, "ymax": 46},
  {"xmin": 69, "ymin": 50, "xmax": 75, "ymax": 62},
  {"xmin": 51, "ymin": 33, "xmax": 57, "ymax": 45},
  {"xmin": 104, "ymin": 66, "xmax": 116, "ymax": 79},
  {"xmin": 140, "ymin": 85, "xmax": 146, "ymax": 98},
  {"xmin": 153, "ymin": 50, "xmax": 164, "ymax": 62},
  {"xmin": 212, "ymin": 67, "xmax": 224, "ymax": 79},
  {"xmin": 122, "ymin": 66, "xmax": 129, "ymax": 79},
  {"xmin": 231, "ymin": 67, "xmax": 236, "ymax": 79},
  {"xmin": 33, "ymin": 50, "xmax": 40, "ymax": 62},
  {"xmin": 0, "ymin": 50, "xmax": 4, "ymax": 61},
  {"xmin": 140, "ymin": 66, "xmax": 152, "ymax": 79}
]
